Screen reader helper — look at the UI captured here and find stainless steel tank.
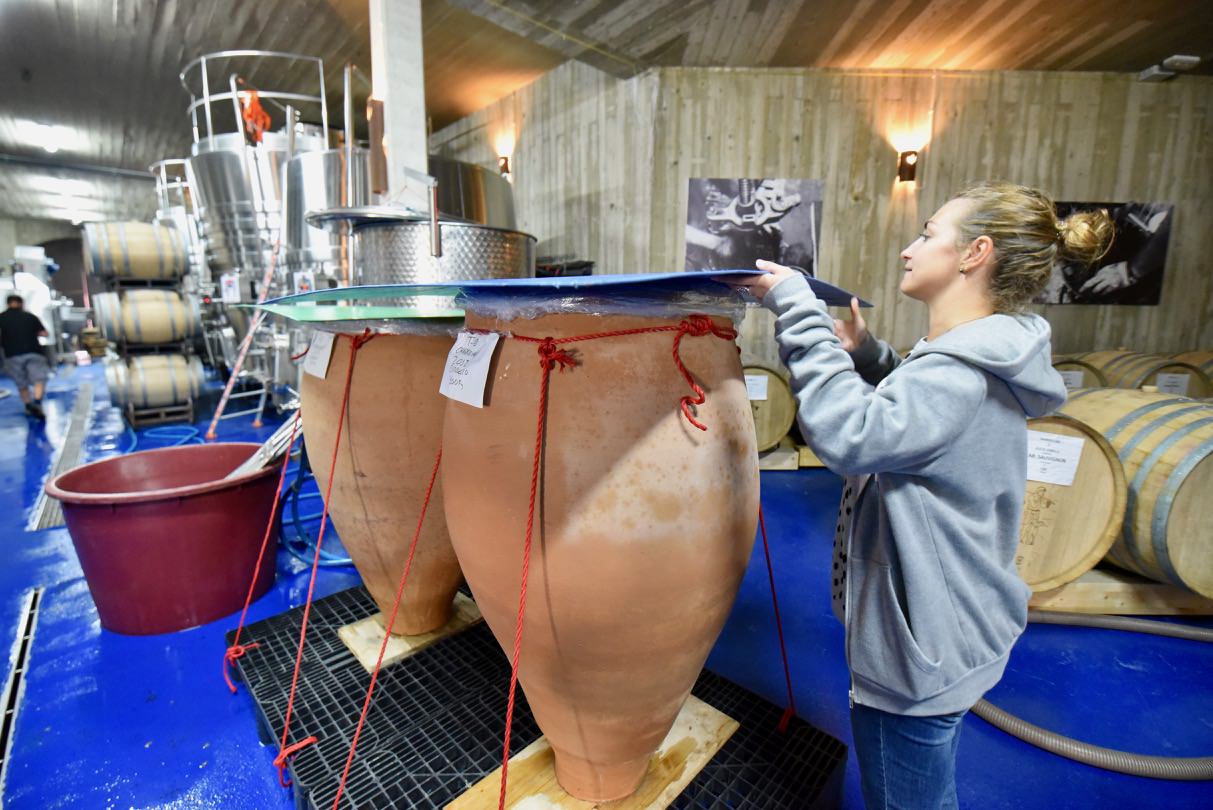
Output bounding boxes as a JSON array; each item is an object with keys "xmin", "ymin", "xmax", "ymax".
[
  {"xmin": 188, "ymin": 129, "xmax": 329, "ymax": 283},
  {"xmin": 306, "ymin": 207, "xmax": 535, "ymax": 311},
  {"xmin": 282, "ymin": 147, "xmax": 370, "ymax": 275},
  {"xmin": 179, "ymin": 50, "xmax": 332, "ymax": 297},
  {"xmin": 428, "ymin": 155, "xmax": 517, "ymax": 230}
]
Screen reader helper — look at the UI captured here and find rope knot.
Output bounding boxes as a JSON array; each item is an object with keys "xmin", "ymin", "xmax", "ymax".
[
  {"xmin": 537, "ymin": 338, "xmax": 577, "ymax": 372},
  {"xmin": 274, "ymin": 736, "xmax": 319, "ymax": 788},
  {"xmin": 680, "ymin": 314, "xmax": 738, "ymax": 341},
  {"xmin": 681, "ymin": 314, "xmax": 716, "ymax": 337},
  {"xmin": 222, "ymin": 642, "xmax": 260, "ymax": 693},
  {"xmin": 351, "ymin": 328, "xmax": 378, "ymax": 350}
]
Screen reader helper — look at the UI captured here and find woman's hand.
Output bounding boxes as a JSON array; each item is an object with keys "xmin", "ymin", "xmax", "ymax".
[
  {"xmin": 715, "ymin": 259, "xmax": 800, "ymax": 301},
  {"xmin": 833, "ymin": 297, "xmax": 868, "ymax": 352}
]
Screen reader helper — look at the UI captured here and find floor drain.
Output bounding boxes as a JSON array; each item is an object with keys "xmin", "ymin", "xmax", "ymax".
[{"xmin": 0, "ymin": 588, "xmax": 43, "ymax": 800}]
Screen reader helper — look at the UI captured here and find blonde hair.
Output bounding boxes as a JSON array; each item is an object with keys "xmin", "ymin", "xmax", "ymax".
[{"xmin": 954, "ymin": 182, "xmax": 1114, "ymax": 312}]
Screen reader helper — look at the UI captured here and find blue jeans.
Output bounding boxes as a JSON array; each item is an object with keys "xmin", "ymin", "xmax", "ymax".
[{"xmin": 850, "ymin": 703, "xmax": 966, "ymax": 810}]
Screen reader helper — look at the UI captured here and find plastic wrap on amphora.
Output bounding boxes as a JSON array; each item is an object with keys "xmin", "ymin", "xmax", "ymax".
[
  {"xmin": 301, "ymin": 332, "xmax": 464, "ymax": 635},
  {"xmin": 442, "ymin": 311, "xmax": 760, "ymax": 801}
]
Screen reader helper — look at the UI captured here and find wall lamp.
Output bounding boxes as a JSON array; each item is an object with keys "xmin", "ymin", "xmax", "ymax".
[
  {"xmin": 498, "ymin": 155, "xmax": 511, "ymax": 181},
  {"xmin": 897, "ymin": 150, "xmax": 918, "ymax": 183}
]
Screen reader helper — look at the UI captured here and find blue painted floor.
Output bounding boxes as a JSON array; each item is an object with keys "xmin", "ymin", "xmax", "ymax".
[{"xmin": 0, "ymin": 363, "xmax": 1210, "ymax": 808}]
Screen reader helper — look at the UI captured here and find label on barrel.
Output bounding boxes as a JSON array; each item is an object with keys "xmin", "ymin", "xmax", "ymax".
[
  {"xmin": 1155, "ymin": 373, "xmax": 1190, "ymax": 396},
  {"xmin": 1059, "ymin": 370, "xmax": 1085, "ymax": 390},
  {"xmin": 220, "ymin": 272, "xmax": 242, "ymax": 304},
  {"xmin": 1026, "ymin": 431, "xmax": 1084, "ymax": 486},
  {"xmin": 440, "ymin": 331, "xmax": 501, "ymax": 408},
  {"xmin": 745, "ymin": 374, "xmax": 769, "ymax": 401},
  {"xmin": 303, "ymin": 331, "xmax": 336, "ymax": 379}
]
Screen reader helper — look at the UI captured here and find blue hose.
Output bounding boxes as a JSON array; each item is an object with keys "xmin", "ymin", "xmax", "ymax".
[
  {"xmin": 123, "ymin": 425, "xmax": 204, "ymax": 452},
  {"xmin": 279, "ymin": 442, "xmax": 353, "ymax": 567}
]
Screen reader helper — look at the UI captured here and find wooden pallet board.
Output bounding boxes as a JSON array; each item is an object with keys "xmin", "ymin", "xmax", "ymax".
[
  {"xmin": 758, "ymin": 447, "xmax": 799, "ymax": 470},
  {"xmin": 337, "ymin": 592, "xmax": 483, "ymax": 673},
  {"xmin": 797, "ymin": 445, "xmax": 826, "ymax": 468},
  {"xmin": 1029, "ymin": 567, "xmax": 1213, "ymax": 615},
  {"xmin": 447, "ymin": 695, "xmax": 738, "ymax": 810}
]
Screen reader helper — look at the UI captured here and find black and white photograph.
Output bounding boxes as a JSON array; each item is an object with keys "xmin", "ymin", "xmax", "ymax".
[
  {"xmin": 685, "ymin": 178, "xmax": 824, "ymax": 275},
  {"xmin": 1034, "ymin": 201, "xmax": 1174, "ymax": 306}
]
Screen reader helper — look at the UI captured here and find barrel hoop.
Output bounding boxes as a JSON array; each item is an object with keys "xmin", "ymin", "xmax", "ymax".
[
  {"xmin": 1151, "ymin": 432, "xmax": 1213, "ymax": 590},
  {"xmin": 172, "ymin": 293, "xmax": 184, "ymax": 341},
  {"xmin": 1093, "ymin": 399, "xmax": 1179, "ymax": 441},
  {"xmin": 1099, "ymin": 352, "xmax": 1143, "ymax": 378},
  {"xmin": 168, "ymin": 359, "xmax": 180, "ymax": 404},
  {"xmin": 1119, "ymin": 358, "xmax": 1163, "ymax": 390},
  {"xmin": 135, "ymin": 358, "xmax": 150, "ymax": 408},
  {"xmin": 1112, "ymin": 404, "xmax": 1208, "ymax": 571},
  {"xmin": 98, "ymin": 223, "xmax": 112, "ymax": 275},
  {"xmin": 152, "ymin": 225, "xmax": 166, "ymax": 279},
  {"xmin": 86, "ymin": 224, "xmax": 102, "ymax": 275},
  {"xmin": 117, "ymin": 222, "xmax": 131, "ymax": 277},
  {"xmin": 129, "ymin": 294, "xmax": 143, "ymax": 344},
  {"xmin": 170, "ymin": 227, "xmax": 186, "ymax": 276},
  {"xmin": 1064, "ymin": 387, "xmax": 1101, "ymax": 403}
]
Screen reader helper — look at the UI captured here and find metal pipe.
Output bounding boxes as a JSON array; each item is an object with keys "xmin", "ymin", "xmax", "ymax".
[
  {"xmin": 0, "ymin": 152, "xmax": 153, "ymax": 180},
  {"xmin": 200, "ymin": 56, "xmax": 214, "ymax": 140},
  {"xmin": 318, "ymin": 60, "xmax": 329, "ymax": 144},
  {"xmin": 430, "ymin": 184, "xmax": 442, "ymax": 258},
  {"xmin": 228, "ymin": 74, "xmax": 244, "ymax": 143},
  {"xmin": 285, "ymin": 105, "xmax": 296, "ymax": 161},
  {"xmin": 343, "ymin": 64, "xmax": 355, "ymax": 207}
]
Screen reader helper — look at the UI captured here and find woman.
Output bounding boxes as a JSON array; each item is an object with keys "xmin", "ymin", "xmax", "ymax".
[{"xmin": 726, "ymin": 182, "xmax": 1112, "ymax": 809}]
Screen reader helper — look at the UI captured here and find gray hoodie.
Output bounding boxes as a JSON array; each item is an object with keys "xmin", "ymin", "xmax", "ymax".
[{"xmin": 763, "ymin": 274, "xmax": 1067, "ymax": 716}]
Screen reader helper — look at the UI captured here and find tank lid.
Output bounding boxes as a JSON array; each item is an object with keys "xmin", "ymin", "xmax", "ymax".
[{"xmin": 304, "ymin": 205, "xmax": 472, "ymax": 233}]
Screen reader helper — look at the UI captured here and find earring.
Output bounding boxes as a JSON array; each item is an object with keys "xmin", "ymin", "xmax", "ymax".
[{"xmin": 959, "ymin": 263, "xmax": 968, "ymax": 275}]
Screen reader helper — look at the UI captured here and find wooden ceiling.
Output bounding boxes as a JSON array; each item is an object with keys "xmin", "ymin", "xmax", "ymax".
[
  {"xmin": 448, "ymin": 0, "xmax": 1213, "ymax": 77},
  {"xmin": 0, "ymin": 0, "xmax": 1208, "ymax": 224}
]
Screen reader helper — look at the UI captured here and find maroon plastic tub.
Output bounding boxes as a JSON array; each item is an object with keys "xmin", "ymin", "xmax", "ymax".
[{"xmin": 45, "ymin": 442, "xmax": 282, "ymax": 635}]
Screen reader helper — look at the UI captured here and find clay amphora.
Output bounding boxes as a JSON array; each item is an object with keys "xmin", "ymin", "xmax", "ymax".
[
  {"xmin": 442, "ymin": 310, "xmax": 760, "ymax": 801},
  {"xmin": 301, "ymin": 332, "xmax": 464, "ymax": 635}
]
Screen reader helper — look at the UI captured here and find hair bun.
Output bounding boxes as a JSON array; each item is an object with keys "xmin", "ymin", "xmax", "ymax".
[{"xmin": 1058, "ymin": 209, "xmax": 1114, "ymax": 266}]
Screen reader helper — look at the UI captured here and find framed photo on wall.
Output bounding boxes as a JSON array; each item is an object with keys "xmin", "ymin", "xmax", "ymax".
[
  {"xmin": 685, "ymin": 178, "xmax": 824, "ymax": 275},
  {"xmin": 1035, "ymin": 201, "xmax": 1174, "ymax": 306}
]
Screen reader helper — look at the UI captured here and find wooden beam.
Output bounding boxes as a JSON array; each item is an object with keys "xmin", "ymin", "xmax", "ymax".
[{"xmin": 445, "ymin": 0, "xmax": 644, "ymax": 78}]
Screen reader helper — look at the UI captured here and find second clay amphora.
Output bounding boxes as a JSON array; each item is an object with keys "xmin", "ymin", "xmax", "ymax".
[{"xmin": 301, "ymin": 331, "xmax": 464, "ymax": 635}]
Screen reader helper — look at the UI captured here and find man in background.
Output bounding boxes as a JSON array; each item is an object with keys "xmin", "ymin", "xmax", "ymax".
[{"xmin": 0, "ymin": 294, "xmax": 50, "ymax": 419}]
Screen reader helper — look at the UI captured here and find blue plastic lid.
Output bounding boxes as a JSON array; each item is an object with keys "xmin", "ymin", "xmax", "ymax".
[{"xmin": 260, "ymin": 269, "xmax": 871, "ymax": 309}]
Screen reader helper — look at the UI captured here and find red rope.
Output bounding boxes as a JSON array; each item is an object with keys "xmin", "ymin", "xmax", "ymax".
[
  {"xmin": 275, "ymin": 329, "xmax": 378, "ymax": 788},
  {"xmin": 758, "ymin": 506, "xmax": 797, "ymax": 732},
  {"xmin": 509, "ymin": 315, "xmax": 738, "ymax": 432},
  {"xmin": 273, "ymin": 737, "xmax": 318, "ymax": 787},
  {"xmin": 224, "ymin": 410, "xmax": 303, "ymax": 693},
  {"xmin": 291, "ymin": 347, "xmax": 310, "ymax": 361},
  {"xmin": 495, "ymin": 315, "xmax": 737, "ymax": 808},
  {"xmin": 331, "ymin": 447, "xmax": 443, "ymax": 809}
]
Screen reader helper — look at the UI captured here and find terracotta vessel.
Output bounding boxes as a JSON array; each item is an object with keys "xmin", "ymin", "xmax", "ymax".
[
  {"xmin": 301, "ymin": 332, "xmax": 464, "ymax": 635},
  {"xmin": 442, "ymin": 311, "xmax": 759, "ymax": 801}
]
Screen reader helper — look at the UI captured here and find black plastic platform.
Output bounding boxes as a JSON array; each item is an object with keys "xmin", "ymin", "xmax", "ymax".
[{"xmin": 227, "ymin": 587, "xmax": 846, "ymax": 809}]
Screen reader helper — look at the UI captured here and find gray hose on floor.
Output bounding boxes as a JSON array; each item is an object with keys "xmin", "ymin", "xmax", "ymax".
[{"xmin": 971, "ymin": 609, "xmax": 1213, "ymax": 781}]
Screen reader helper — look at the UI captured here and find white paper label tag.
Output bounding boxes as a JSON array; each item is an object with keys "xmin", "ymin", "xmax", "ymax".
[
  {"xmin": 1059, "ymin": 370, "xmax": 1085, "ymax": 391},
  {"xmin": 220, "ymin": 272, "xmax": 242, "ymax": 304},
  {"xmin": 1155, "ymin": 373, "xmax": 1190, "ymax": 397},
  {"xmin": 440, "ymin": 331, "xmax": 501, "ymax": 408},
  {"xmin": 293, "ymin": 270, "xmax": 316, "ymax": 294},
  {"xmin": 745, "ymin": 374, "xmax": 769, "ymax": 401},
  {"xmin": 302, "ymin": 331, "xmax": 336, "ymax": 379},
  {"xmin": 1026, "ymin": 430, "xmax": 1085, "ymax": 486}
]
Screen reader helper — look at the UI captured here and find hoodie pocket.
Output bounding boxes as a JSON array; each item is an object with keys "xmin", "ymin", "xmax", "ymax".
[{"xmin": 847, "ymin": 557, "xmax": 944, "ymax": 699}]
